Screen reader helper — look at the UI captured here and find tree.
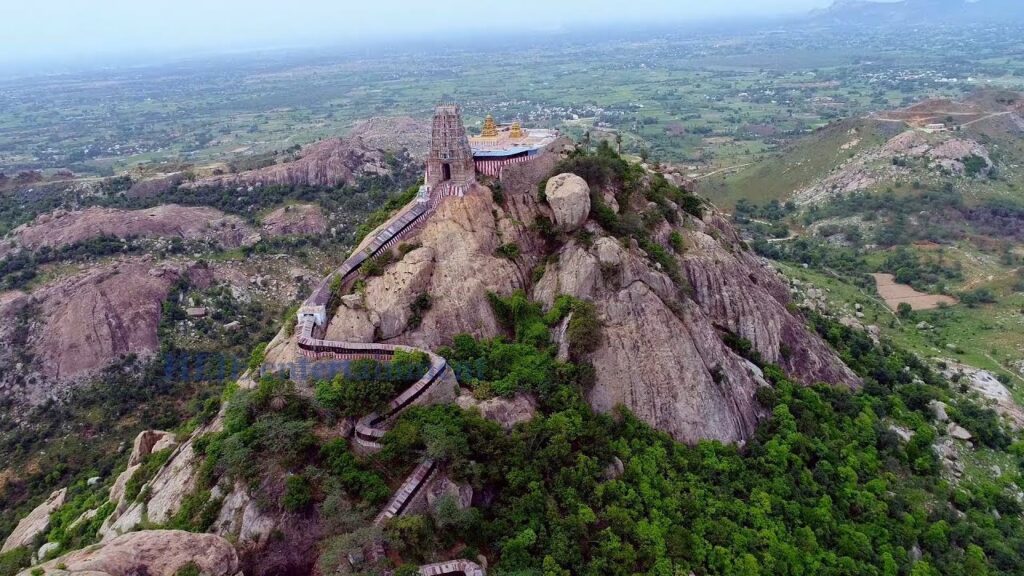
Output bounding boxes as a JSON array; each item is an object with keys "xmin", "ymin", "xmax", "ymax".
[{"xmin": 897, "ymin": 302, "xmax": 913, "ymax": 319}]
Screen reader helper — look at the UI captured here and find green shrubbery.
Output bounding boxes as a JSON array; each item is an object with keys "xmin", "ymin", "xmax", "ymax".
[
  {"xmin": 282, "ymin": 475, "xmax": 314, "ymax": 512},
  {"xmin": 354, "ymin": 184, "xmax": 421, "ymax": 244},
  {"xmin": 314, "ymin": 351, "xmax": 429, "ymax": 418},
  {"xmin": 361, "ymin": 249, "xmax": 396, "ymax": 277},
  {"xmin": 550, "ymin": 144, "xmax": 702, "ymax": 291},
  {"xmin": 123, "ymin": 448, "xmax": 173, "ymax": 504},
  {"xmin": 368, "ymin": 311, "xmax": 1024, "ymax": 575},
  {"xmin": 44, "ymin": 479, "xmax": 115, "ymax": 553},
  {"xmin": 0, "ymin": 548, "xmax": 30, "ymax": 576}
]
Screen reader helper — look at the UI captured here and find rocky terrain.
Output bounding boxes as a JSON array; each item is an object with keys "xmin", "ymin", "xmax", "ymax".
[
  {"xmin": 347, "ymin": 116, "xmax": 431, "ymax": 160},
  {"xmin": 186, "ymin": 137, "xmax": 400, "ymax": 191},
  {"xmin": 792, "ymin": 126, "xmax": 995, "ymax": 205},
  {"xmin": 3, "ymin": 143, "xmax": 865, "ymax": 576},
  {"xmin": 24, "ymin": 530, "xmax": 241, "ymax": 576},
  {"xmin": 0, "ymin": 259, "xmax": 195, "ymax": 405},
  {"xmin": 260, "ymin": 203, "xmax": 328, "ymax": 237},
  {"xmin": 279, "ymin": 147, "xmax": 857, "ymax": 444},
  {"xmin": 0, "ymin": 253, "xmax": 315, "ymax": 409},
  {"xmin": 0, "ymin": 205, "xmax": 259, "ymax": 258}
]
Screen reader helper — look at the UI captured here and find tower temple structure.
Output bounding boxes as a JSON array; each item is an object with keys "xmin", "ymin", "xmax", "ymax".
[{"xmin": 425, "ymin": 104, "xmax": 476, "ymax": 194}]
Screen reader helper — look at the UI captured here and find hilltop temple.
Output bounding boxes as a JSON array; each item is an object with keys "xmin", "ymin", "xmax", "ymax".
[
  {"xmin": 425, "ymin": 103, "xmax": 559, "ymax": 195},
  {"xmin": 299, "ymin": 102, "xmax": 557, "ymax": 329}
]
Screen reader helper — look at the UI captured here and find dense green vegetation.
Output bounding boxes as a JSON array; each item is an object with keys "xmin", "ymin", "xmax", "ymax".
[
  {"xmin": 802, "ymin": 188, "xmax": 1024, "ymax": 248},
  {"xmin": 315, "ymin": 351, "xmax": 430, "ymax": 418},
  {"xmin": 369, "ymin": 315, "xmax": 1024, "ymax": 576},
  {"xmin": 0, "ymin": 354, "xmax": 225, "ymax": 548}
]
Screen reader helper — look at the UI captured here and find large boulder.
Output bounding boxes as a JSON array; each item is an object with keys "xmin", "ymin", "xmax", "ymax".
[
  {"xmin": 1, "ymin": 488, "xmax": 66, "ymax": 553},
  {"xmin": 545, "ymin": 173, "xmax": 591, "ymax": 231},
  {"xmin": 21, "ymin": 530, "xmax": 240, "ymax": 576}
]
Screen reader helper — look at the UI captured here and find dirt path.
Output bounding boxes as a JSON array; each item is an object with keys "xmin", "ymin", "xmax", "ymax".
[
  {"xmin": 695, "ymin": 163, "xmax": 753, "ymax": 180},
  {"xmin": 960, "ymin": 111, "xmax": 1013, "ymax": 128}
]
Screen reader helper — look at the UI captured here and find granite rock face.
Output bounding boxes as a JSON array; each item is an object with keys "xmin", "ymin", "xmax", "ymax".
[
  {"xmin": 681, "ymin": 214, "xmax": 859, "ymax": 388},
  {"xmin": 22, "ymin": 530, "xmax": 240, "ymax": 576},
  {"xmin": 319, "ymin": 150, "xmax": 856, "ymax": 444},
  {"xmin": 328, "ymin": 184, "xmax": 522, "ymax": 349},
  {"xmin": 1, "ymin": 488, "xmax": 66, "ymax": 553},
  {"xmin": 188, "ymin": 137, "xmax": 395, "ymax": 190},
  {"xmin": 260, "ymin": 203, "xmax": 328, "ymax": 237},
  {"xmin": 3, "ymin": 204, "xmax": 258, "ymax": 255}
]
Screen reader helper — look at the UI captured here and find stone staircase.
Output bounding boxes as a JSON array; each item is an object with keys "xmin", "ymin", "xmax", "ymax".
[{"xmin": 292, "ymin": 183, "xmax": 486, "ymax": 573}]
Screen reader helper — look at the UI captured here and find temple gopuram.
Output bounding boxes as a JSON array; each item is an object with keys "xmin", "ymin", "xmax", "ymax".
[{"xmin": 425, "ymin": 104, "xmax": 559, "ymax": 195}]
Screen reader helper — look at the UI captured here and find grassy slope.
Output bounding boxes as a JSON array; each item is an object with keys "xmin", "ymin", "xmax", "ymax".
[{"xmin": 701, "ymin": 118, "xmax": 891, "ymax": 209}]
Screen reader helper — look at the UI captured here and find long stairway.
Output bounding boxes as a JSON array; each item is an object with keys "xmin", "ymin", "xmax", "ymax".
[{"xmin": 292, "ymin": 182, "xmax": 485, "ymax": 575}]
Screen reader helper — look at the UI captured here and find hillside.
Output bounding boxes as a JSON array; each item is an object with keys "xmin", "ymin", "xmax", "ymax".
[
  {"xmin": 707, "ymin": 91, "xmax": 1024, "ymax": 210},
  {"xmin": 8, "ymin": 141, "xmax": 1024, "ymax": 576},
  {"xmin": 717, "ymin": 91, "xmax": 1024, "ymax": 430}
]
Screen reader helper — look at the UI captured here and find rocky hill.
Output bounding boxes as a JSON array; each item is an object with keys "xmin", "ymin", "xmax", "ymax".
[
  {"xmin": 715, "ymin": 91, "xmax": 1024, "ymax": 209},
  {"xmin": 0, "ymin": 143, "xmax": 864, "ymax": 576},
  {"xmin": 0, "ymin": 205, "xmax": 260, "ymax": 259},
  {"xmin": 186, "ymin": 137, "xmax": 402, "ymax": 191},
  {"xmin": 347, "ymin": 116, "xmax": 431, "ymax": 160},
  {"xmin": 274, "ymin": 143, "xmax": 857, "ymax": 444}
]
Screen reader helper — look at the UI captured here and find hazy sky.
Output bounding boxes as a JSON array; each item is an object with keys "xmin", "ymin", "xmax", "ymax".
[{"xmin": 0, "ymin": 0, "xmax": 838, "ymax": 66}]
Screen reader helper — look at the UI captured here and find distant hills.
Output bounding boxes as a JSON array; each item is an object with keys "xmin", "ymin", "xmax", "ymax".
[{"xmin": 812, "ymin": 0, "xmax": 1024, "ymax": 25}]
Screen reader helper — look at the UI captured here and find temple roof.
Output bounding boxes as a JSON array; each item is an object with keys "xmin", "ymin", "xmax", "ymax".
[{"xmin": 469, "ymin": 127, "xmax": 559, "ymax": 158}]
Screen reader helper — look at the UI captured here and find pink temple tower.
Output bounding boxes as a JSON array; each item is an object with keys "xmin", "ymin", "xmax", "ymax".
[{"xmin": 425, "ymin": 103, "xmax": 476, "ymax": 195}]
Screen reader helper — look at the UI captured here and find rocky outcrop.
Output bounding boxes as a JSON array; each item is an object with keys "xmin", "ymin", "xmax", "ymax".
[
  {"xmin": 98, "ymin": 430, "xmax": 179, "ymax": 540},
  {"xmin": 6, "ymin": 205, "xmax": 259, "ymax": 253},
  {"xmin": 545, "ymin": 173, "xmax": 591, "ymax": 231},
  {"xmin": 682, "ymin": 215, "xmax": 859, "ymax": 387},
  {"xmin": 326, "ymin": 246, "xmax": 437, "ymax": 342},
  {"xmin": 100, "ymin": 435, "xmax": 198, "ymax": 541},
  {"xmin": 188, "ymin": 137, "xmax": 394, "ymax": 191},
  {"xmin": 326, "ymin": 185, "xmax": 522, "ymax": 348},
  {"xmin": 455, "ymin": 392, "xmax": 537, "ymax": 430},
  {"xmin": 793, "ymin": 126, "xmax": 994, "ymax": 205},
  {"xmin": 260, "ymin": 203, "xmax": 328, "ymax": 237},
  {"xmin": 586, "ymin": 279, "xmax": 766, "ymax": 444},
  {"xmin": 348, "ymin": 116, "xmax": 432, "ymax": 159},
  {"xmin": 426, "ymin": 474, "xmax": 473, "ymax": 511},
  {"xmin": 1, "ymin": 488, "xmax": 66, "ymax": 553},
  {"xmin": 212, "ymin": 482, "xmax": 279, "ymax": 549},
  {"xmin": 22, "ymin": 530, "xmax": 240, "ymax": 576},
  {"xmin": 938, "ymin": 360, "xmax": 1024, "ymax": 428},
  {"xmin": 0, "ymin": 260, "xmax": 187, "ymax": 406},
  {"xmin": 33, "ymin": 260, "xmax": 179, "ymax": 382},
  {"xmin": 320, "ymin": 150, "xmax": 854, "ymax": 444}
]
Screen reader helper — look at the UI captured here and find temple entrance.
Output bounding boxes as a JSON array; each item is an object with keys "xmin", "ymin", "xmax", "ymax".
[{"xmin": 442, "ymin": 162, "xmax": 451, "ymax": 181}]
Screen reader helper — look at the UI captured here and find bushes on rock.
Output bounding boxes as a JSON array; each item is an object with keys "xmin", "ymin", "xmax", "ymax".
[
  {"xmin": 282, "ymin": 475, "xmax": 313, "ymax": 512},
  {"xmin": 0, "ymin": 548, "xmax": 30, "ymax": 576},
  {"xmin": 566, "ymin": 300, "xmax": 601, "ymax": 358},
  {"xmin": 315, "ymin": 351, "xmax": 428, "ymax": 418},
  {"xmin": 408, "ymin": 293, "xmax": 432, "ymax": 330},
  {"xmin": 124, "ymin": 448, "xmax": 173, "ymax": 504}
]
